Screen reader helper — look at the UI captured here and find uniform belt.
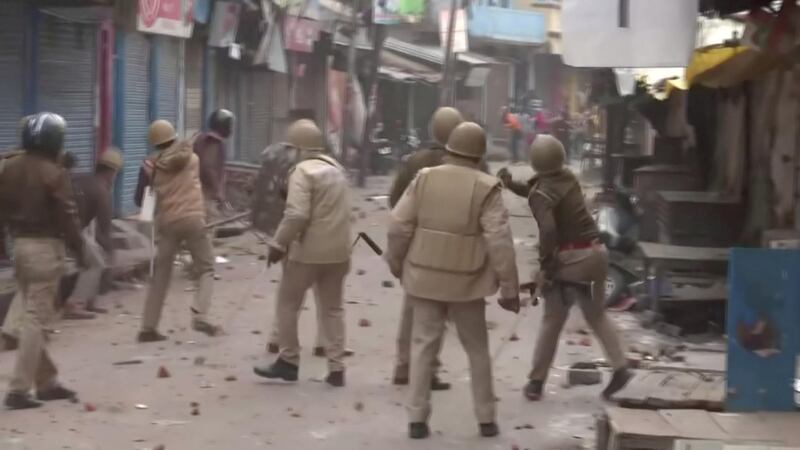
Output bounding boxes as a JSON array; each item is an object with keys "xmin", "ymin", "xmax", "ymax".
[{"xmin": 558, "ymin": 240, "xmax": 595, "ymax": 252}]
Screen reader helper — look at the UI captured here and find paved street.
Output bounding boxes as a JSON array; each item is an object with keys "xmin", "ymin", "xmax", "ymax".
[{"xmin": 0, "ymin": 170, "xmax": 633, "ymax": 450}]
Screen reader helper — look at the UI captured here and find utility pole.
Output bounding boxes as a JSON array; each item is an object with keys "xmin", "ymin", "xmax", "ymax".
[
  {"xmin": 439, "ymin": 0, "xmax": 458, "ymax": 106},
  {"xmin": 341, "ymin": 0, "xmax": 360, "ymax": 167},
  {"xmin": 358, "ymin": 24, "xmax": 387, "ymax": 187}
]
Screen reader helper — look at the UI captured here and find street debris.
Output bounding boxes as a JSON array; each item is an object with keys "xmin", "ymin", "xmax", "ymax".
[
  {"xmin": 358, "ymin": 318, "xmax": 372, "ymax": 327},
  {"xmin": 152, "ymin": 420, "xmax": 189, "ymax": 427},
  {"xmin": 215, "ymin": 256, "xmax": 231, "ymax": 264},
  {"xmin": 135, "ymin": 404, "xmax": 149, "ymax": 410},
  {"xmin": 153, "ymin": 445, "xmax": 165, "ymax": 450},
  {"xmin": 113, "ymin": 359, "xmax": 143, "ymax": 366},
  {"xmin": 83, "ymin": 402, "xmax": 97, "ymax": 412},
  {"xmin": 381, "ymin": 280, "xmax": 395, "ymax": 288},
  {"xmin": 193, "ymin": 356, "xmax": 206, "ymax": 366},
  {"xmin": 224, "ymin": 375, "xmax": 238, "ymax": 382},
  {"xmin": 513, "ymin": 424, "xmax": 535, "ymax": 430},
  {"xmin": 509, "ymin": 333, "xmax": 520, "ymax": 342},
  {"xmin": 567, "ymin": 362, "xmax": 602, "ymax": 386},
  {"xmin": 354, "ymin": 401, "xmax": 364, "ymax": 412},
  {"xmin": 356, "ymin": 269, "xmax": 366, "ymax": 276},
  {"xmin": 578, "ymin": 337, "xmax": 592, "ymax": 347},
  {"xmin": 251, "ymin": 330, "xmax": 262, "ymax": 334},
  {"xmin": 157, "ymin": 366, "xmax": 171, "ymax": 378},
  {"xmin": 200, "ymin": 381, "xmax": 215, "ymax": 389}
]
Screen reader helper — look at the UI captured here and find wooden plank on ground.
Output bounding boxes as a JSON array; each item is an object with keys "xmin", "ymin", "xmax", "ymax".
[
  {"xmin": 606, "ymin": 407, "xmax": 678, "ymax": 450},
  {"xmin": 658, "ymin": 409, "xmax": 730, "ymax": 441},
  {"xmin": 649, "ymin": 372, "xmax": 704, "ymax": 409},
  {"xmin": 689, "ymin": 375, "xmax": 726, "ymax": 411},
  {"xmin": 611, "ymin": 370, "xmax": 667, "ymax": 408}
]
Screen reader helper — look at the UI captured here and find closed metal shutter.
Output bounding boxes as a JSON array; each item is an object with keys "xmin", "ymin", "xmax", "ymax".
[
  {"xmin": 0, "ymin": 0, "xmax": 26, "ymax": 151},
  {"xmin": 116, "ymin": 31, "xmax": 151, "ymax": 215},
  {"xmin": 154, "ymin": 36, "xmax": 179, "ymax": 126},
  {"xmin": 239, "ymin": 70, "xmax": 271, "ymax": 163},
  {"xmin": 37, "ymin": 13, "xmax": 98, "ymax": 173},
  {"xmin": 215, "ymin": 57, "xmax": 239, "ymax": 159},
  {"xmin": 271, "ymin": 73, "xmax": 291, "ymax": 143},
  {"xmin": 185, "ymin": 39, "xmax": 203, "ymax": 138}
]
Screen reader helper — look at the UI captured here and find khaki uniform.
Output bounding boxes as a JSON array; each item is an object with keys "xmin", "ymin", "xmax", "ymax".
[
  {"xmin": 386, "ymin": 159, "xmax": 519, "ymax": 424},
  {"xmin": 272, "ymin": 153, "xmax": 352, "ymax": 372},
  {"xmin": 140, "ymin": 140, "xmax": 215, "ymax": 331},
  {"xmin": 526, "ymin": 169, "xmax": 626, "ymax": 382},
  {"xmin": 268, "ymin": 284, "xmax": 325, "ymax": 349},
  {"xmin": 0, "ymin": 152, "xmax": 85, "ymax": 395},
  {"xmin": 388, "ymin": 146, "xmax": 489, "ymax": 378}
]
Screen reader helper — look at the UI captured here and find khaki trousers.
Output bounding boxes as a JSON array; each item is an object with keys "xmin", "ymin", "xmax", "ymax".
[
  {"xmin": 268, "ymin": 284, "xmax": 325, "ymax": 348},
  {"xmin": 394, "ymin": 295, "xmax": 442, "ymax": 379},
  {"xmin": 407, "ymin": 296, "xmax": 495, "ymax": 424},
  {"xmin": 2, "ymin": 225, "xmax": 106, "ymax": 338},
  {"xmin": 529, "ymin": 243, "xmax": 626, "ymax": 381},
  {"xmin": 68, "ymin": 223, "xmax": 106, "ymax": 307},
  {"xmin": 8, "ymin": 238, "xmax": 63, "ymax": 394},
  {"xmin": 141, "ymin": 217, "xmax": 214, "ymax": 331},
  {"xmin": 277, "ymin": 260, "xmax": 349, "ymax": 372}
]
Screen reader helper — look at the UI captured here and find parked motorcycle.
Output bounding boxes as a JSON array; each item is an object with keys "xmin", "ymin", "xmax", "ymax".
[{"xmin": 593, "ymin": 189, "xmax": 645, "ymax": 307}]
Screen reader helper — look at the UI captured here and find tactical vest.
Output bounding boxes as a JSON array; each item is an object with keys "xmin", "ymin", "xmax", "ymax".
[
  {"xmin": 531, "ymin": 170, "xmax": 599, "ymax": 244},
  {"xmin": 407, "ymin": 164, "xmax": 499, "ymax": 274}
]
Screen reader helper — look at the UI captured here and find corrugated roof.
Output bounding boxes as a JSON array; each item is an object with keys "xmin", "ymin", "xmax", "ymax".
[
  {"xmin": 379, "ymin": 50, "xmax": 441, "ymax": 83},
  {"xmin": 383, "ymin": 37, "xmax": 497, "ymax": 66}
]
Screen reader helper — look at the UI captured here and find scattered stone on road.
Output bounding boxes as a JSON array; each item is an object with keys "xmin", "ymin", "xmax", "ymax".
[
  {"xmin": 224, "ymin": 375, "xmax": 237, "ymax": 382},
  {"xmin": 354, "ymin": 401, "xmax": 364, "ymax": 412},
  {"xmin": 567, "ymin": 362, "xmax": 602, "ymax": 386},
  {"xmin": 194, "ymin": 356, "xmax": 206, "ymax": 366},
  {"xmin": 381, "ymin": 280, "xmax": 395, "ymax": 288},
  {"xmin": 358, "ymin": 318, "xmax": 372, "ymax": 327},
  {"xmin": 157, "ymin": 366, "xmax": 171, "ymax": 378}
]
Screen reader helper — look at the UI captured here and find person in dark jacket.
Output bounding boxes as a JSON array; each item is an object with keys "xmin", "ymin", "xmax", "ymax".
[
  {"xmin": 194, "ymin": 109, "xmax": 234, "ymax": 221},
  {"xmin": 0, "ymin": 113, "xmax": 85, "ymax": 410}
]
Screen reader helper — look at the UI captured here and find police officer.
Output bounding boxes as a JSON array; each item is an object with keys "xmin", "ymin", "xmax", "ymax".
[
  {"xmin": 136, "ymin": 120, "xmax": 220, "ymax": 342},
  {"xmin": 0, "ymin": 113, "xmax": 85, "ymax": 409},
  {"xmin": 500, "ymin": 135, "xmax": 631, "ymax": 401},
  {"xmin": 387, "ymin": 107, "xmax": 468, "ymax": 390},
  {"xmin": 253, "ymin": 119, "xmax": 352, "ymax": 388},
  {"xmin": 386, "ymin": 122, "xmax": 520, "ymax": 439},
  {"xmin": 194, "ymin": 109, "xmax": 234, "ymax": 221}
]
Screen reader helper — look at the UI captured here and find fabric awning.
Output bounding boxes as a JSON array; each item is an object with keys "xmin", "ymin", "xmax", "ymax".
[
  {"xmin": 383, "ymin": 37, "xmax": 497, "ymax": 66},
  {"xmin": 686, "ymin": 45, "xmax": 785, "ymax": 88},
  {"xmin": 379, "ymin": 50, "xmax": 441, "ymax": 84}
]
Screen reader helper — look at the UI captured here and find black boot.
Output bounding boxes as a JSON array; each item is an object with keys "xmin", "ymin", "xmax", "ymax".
[
  {"xmin": 5, "ymin": 392, "xmax": 43, "ymax": 410},
  {"xmin": 137, "ymin": 330, "xmax": 168, "ymax": 343},
  {"xmin": 37, "ymin": 385, "xmax": 76, "ymax": 401},
  {"xmin": 431, "ymin": 375, "xmax": 451, "ymax": 391},
  {"xmin": 253, "ymin": 359, "xmax": 298, "ymax": 382},
  {"xmin": 524, "ymin": 380, "xmax": 543, "ymax": 401},
  {"xmin": 325, "ymin": 371, "xmax": 345, "ymax": 387},
  {"xmin": 602, "ymin": 368, "xmax": 633, "ymax": 400},
  {"xmin": 409, "ymin": 422, "xmax": 430, "ymax": 439},
  {"xmin": 480, "ymin": 422, "xmax": 500, "ymax": 437}
]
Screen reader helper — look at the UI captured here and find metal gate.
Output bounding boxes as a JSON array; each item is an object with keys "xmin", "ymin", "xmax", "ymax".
[
  {"xmin": 115, "ymin": 31, "xmax": 151, "ymax": 215},
  {"xmin": 0, "ymin": 0, "xmax": 26, "ymax": 151},
  {"xmin": 239, "ymin": 70, "xmax": 271, "ymax": 163},
  {"xmin": 215, "ymin": 55, "xmax": 240, "ymax": 159},
  {"xmin": 36, "ymin": 12, "xmax": 98, "ymax": 173},
  {"xmin": 153, "ymin": 36, "xmax": 179, "ymax": 127},
  {"xmin": 185, "ymin": 39, "xmax": 204, "ymax": 138}
]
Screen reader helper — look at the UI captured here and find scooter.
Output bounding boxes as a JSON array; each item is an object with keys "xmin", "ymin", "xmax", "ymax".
[{"xmin": 593, "ymin": 189, "xmax": 645, "ymax": 307}]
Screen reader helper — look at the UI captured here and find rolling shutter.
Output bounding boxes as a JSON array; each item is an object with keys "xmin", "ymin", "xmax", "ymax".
[
  {"xmin": 116, "ymin": 31, "xmax": 151, "ymax": 215},
  {"xmin": 185, "ymin": 39, "xmax": 204, "ymax": 138},
  {"xmin": 0, "ymin": 0, "xmax": 26, "ymax": 151},
  {"xmin": 153, "ymin": 36, "xmax": 179, "ymax": 126},
  {"xmin": 37, "ymin": 12, "xmax": 98, "ymax": 173},
  {"xmin": 239, "ymin": 70, "xmax": 271, "ymax": 163}
]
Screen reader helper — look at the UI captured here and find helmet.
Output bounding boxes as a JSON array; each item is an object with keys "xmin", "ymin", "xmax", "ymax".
[
  {"xmin": 430, "ymin": 107, "xmax": 463, "ymax": 145},
  {"xmin": 22, "ymin": 112, "xmax": 67, "ymax": 157},
  {"xmin": 208, "ymin": 109, "xmax": 234, "ymax": 138},
  {"xmin": 286, "ymin": 119, "xmax": 324, "ymax": 151},
  {"xmin": 149, "ymin": 120, "xmax": 177, "ymax": 147},
  {"xmin": 445, "ymin": 122, "xmax": 486, "ymax": 159},
  {"xmin": 529, "ymin": 134, "xmax": 565, "ymax": 174},
  {"xmin": 97, "ymin": 147, "xmax": 123, "ymax": 171}
]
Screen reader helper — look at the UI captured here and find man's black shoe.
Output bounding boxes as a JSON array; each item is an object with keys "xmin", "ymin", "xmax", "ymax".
[
  {"xmin": 325, "ymin": 371, "xmax": 345, "ymax": 387},
  {"xmin": 524, "ymin": 379, "xmax": 543, "ymax": 401},
  {"xmin": 37, "ymin": 385, "xmax": 76, "ymax": 401},
  {"xmin": 5, "ymin": 392, "xmax": 43, "ymax": 410},
  {"xmin": 253, "ymin": 359, "xmax": 299, "ymax": 382},
  {"xmin": 602, "ymin": 368, "xmax": 633, "ymax": 400},
  {"xmin": 480, "ymin": 422, "xmax": 500, "ymax": 437},
  {"xmin": 409, "ymin": 422, "xmax": 430, "ymax": 439},
  {"xmin": 431, "ymin": 375, "xmax": 451, "ymax": 391}
]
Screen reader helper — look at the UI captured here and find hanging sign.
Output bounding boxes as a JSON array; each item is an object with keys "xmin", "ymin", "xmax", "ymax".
[
  {"xmin": 374, "ymin": 0, "xmax": 425, "ymax": 24},
  {"xmin": 138, "ymin": 0, "xmax": 194, "ymax": 38},
  {"xmin": 208, "ymin": 1, "xmax": 241, "ymax": 48}
]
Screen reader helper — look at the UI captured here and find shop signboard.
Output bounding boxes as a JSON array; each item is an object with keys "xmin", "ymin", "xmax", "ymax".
[{"xmin": 138, "ymin": 0, "xmax": 194, "ymax": 38}]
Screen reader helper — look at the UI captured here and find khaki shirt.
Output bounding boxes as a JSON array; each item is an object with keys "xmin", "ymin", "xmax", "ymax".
[
  {"xmin": 386, "ymin": 161, "xmax": 519, "ymax": 301},
  {"xmin": 273, "ymin": 153, "xmax": 352, "ymax": 264},
  {"xmin": 144, "ymin": 140, "xmax": 206, "ymax": 227}
]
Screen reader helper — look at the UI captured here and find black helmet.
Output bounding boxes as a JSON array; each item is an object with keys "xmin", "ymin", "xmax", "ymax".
[
  {"xmin": 22, "ymin": 113, "xmax": 67, "ymax": 157},
  {"xmin": 208, "ymin": 109, "xmax": 234, "ymax": 138}
]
